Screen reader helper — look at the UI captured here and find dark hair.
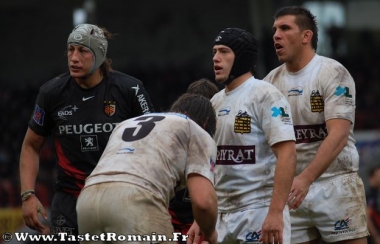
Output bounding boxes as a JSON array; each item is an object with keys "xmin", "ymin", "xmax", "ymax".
[
  {"xmin": 170, "ymin": 93, "xmax": 216, "ymax": 137},
  {"xmin": 99, "ymin": 27, "xmax": 113, "ymax": 78},
  {"xmin": 274, "ymin": 6, "xmax": 319, "ymax": 51},
  {"xmin": 187, "ymin": 78, "xmax": 220, "ymax": 99}
]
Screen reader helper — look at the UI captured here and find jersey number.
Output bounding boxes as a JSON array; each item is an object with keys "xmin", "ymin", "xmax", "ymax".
[{"xmin": 122, "ymin": 116, "xmax": 165, "ymax": 141}]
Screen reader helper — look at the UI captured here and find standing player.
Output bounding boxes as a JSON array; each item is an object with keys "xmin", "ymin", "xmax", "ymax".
[
  {"xmin": 169, "ymin": 78, "xmax": 219, "ymax": 243},
  {"xmin": 189, "ymin": 28, "xmax": 297, "ymax": 244},
  {"xmin": 76, "ymin": 93, "xmax": 218, "ymax": 244},
  {"xmin": 19, "ymin": 24, "xmax": 154, "ymax": 242},
  {"xmin": 264, "ymin": 6, "xmax": 369, "ymax": 244}
]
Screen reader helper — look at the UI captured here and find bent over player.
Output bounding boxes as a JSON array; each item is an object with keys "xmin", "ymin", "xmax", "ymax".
[{"xmin": 76, "ymin": 93, "xmax": 218, "ymax": 244}]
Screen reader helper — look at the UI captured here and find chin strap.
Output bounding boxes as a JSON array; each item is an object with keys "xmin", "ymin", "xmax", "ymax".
[{"xmin": 223, "ymin": 74, "xmax": 236, "ymax": 85}]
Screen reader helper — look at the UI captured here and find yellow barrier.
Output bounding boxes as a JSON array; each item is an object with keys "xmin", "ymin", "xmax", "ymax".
[{"xmin": 0, "ymin": 208, "xmax": 25, "ymax": 234}]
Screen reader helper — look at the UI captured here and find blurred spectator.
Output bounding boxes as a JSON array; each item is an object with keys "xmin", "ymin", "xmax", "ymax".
[{"xmin": 366, "ymin": 165, "xmax": 380, "ymax": 244}]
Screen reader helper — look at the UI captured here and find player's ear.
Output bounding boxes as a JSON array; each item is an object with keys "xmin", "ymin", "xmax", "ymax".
[{"xmin": 302, "ymin": 30, "xmax": 313, "ymax": 44}]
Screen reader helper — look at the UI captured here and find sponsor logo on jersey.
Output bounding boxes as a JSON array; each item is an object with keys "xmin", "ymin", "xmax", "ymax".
[
  {"xmin": 334, "ymin": 86, "xmax": 352, "ymax": 98},
  {"xmin": 334, "ymin": 86, "xmax": 354, "ymax": 106},
  {"xmin": 294, "ymin": 123, "xmax": 327, "ymax": 144},
  {"xmin": 288, "ymin": 86, "xmax": 303, "ymax": 96},
  {"xmin": 80, "ymin": 135, "xmax": 99, "ymax": 151},
  {"xmin": 33, "ymin": 105, "xmax": 45, "ymax": 126},
  {"xmin": 218, "ymin": 107, "xmax": 231, "ymax": 116},
  {"xmin": 331, "ymin": 217, "xmax": 356, "ymax": 235},
  {"xmin": 310, "ymin": 90, "xmax": 324, "ymax": 113},
  {"xmin": 132, "ymin": 84, "xmax": 140, "ymax": 95},
  {"xmin": 137, "ymin": 94, "xmax": 151, "ymax": 114},
  {"xmin": 271, "ymin": 106, "xmax": 289, "ymax": 117},
  {"xmin": 58, "ymin": 123, "xmax": 119, "ymax": 135},
  {"xmin": 51, "ymin": 215, "xmax": 76, "ymax": 235},
  {"xmin": 117, "ymin": 147, "xmax": 135, "ymax": 154},
  {"xmin": 234, "ymin": 110, "xmax": 251, "ymax": 134},
  {"xmin": 82, "ymin": 95, "xmax": 95, "ymax": 101},
  {"xmin": 216, "ymin": 145, "xmax": 255, "ymax": 165},
  {"xmin": 271, "ymin": 106, "xmax": 293, "ymax": 125},
  {"xmin": 58, "ymin": 105, "xmax": 79, "ymax": 120},
  {"xmin": 245, "ymin": 230, "xmax": 261, "ymax": 243},
  {"xmin": 104, "ymin": 101, "xmax": 116, "ymax": 116}
]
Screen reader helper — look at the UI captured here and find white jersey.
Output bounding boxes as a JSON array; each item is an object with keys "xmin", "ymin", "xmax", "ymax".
[
  {"xmin": 264, "ymin": 54, "xmax": 359, "ymax": 179},
  {"xmin": 84, "ymin": 113, "xmax": 216, "ymax": 207},
  {"xmin": 211, "ymin": 77, "xmax": 295, "ymax": 212}
]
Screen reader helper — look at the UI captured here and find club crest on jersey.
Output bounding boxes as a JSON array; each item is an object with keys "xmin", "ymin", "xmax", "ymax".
[
  {"xmin": 310, "ymin": 89, "xmax": 324, "ymax": 113},
  {"xmin": 234, "ymin": 110, "xmax": 251, "ymax": 134},
  {"xmin": 33, "ymin": 105, "xmax": 45, "ymax": 126},
  {"xmin": 104, "ymin": 101, "xmax": 116, "ymax": 116}
]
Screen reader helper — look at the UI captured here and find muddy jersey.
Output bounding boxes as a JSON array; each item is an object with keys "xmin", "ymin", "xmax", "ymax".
[
  {"xmin": 28, "ymin": 71, "xmax": 154, "ymax": 196},
  {"xmin": 211, "ymin": 77, "xmax": 295, "ymax": 212},
  {"xmin": 264, "ymin": 54, "xmax": 359, "ymax": 179},
  {"xmin": 84, "ymin": 113, "xmax": 216, "ymax": 206}
]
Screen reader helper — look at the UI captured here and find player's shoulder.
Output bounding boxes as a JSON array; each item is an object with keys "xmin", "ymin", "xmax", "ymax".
[
  {"xmin": 108, "ymin": 70, "xmax": 144, "ymax": 88},
  {"xmin": 263, "ymin": 63, "xmax": 286, "ymax": 81},
  {"xmin": 138, "ymin": 112, "xmax": 191, "ymax": 124},
  {"xmin": 210, "ymin": 89, "xmax": 225, "ymax": 103},
  {"xmin": 248, "ymin": 77, "xmax": 283, "ymax": 95},
  {"xmin": 317, "ymin": 55, "xmax": 351, "ymax": 78},
  {"xmin": 38, "ymin": 72, "xmax": 71, "ymax": 94},
  {"xmin": 318, "ymin": 55, "xmax": 347, "ymax": 70}
]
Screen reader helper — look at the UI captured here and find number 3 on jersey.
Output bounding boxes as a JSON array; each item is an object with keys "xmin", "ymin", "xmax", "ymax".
[{"xmin": 122, "ymin": 116, "xmax": 165, "ymax": 141}]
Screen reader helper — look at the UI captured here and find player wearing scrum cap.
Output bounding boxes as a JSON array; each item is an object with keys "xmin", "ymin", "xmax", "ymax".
[
  {"xmin": 19, "ymin": 24, "xmax": 154, "ymax": 243},
  {"xmin": 187, "ymin": 28, "xmax": 297, "ymax": 244}
]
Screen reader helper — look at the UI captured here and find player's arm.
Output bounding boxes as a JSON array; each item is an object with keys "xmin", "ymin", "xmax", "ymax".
[
  {"xmin": 131, "ymin": 80, "xmax": 155, "ymax": 115},
  {"xmin": 19, "ymin": 128, "xmax": 48, "ymax": 232},
  {"xmin": 299, "ymin": 118, "xmax": 350, "ymax": 184},
  {"xmin": 288, "ymin": 118, "xmax": 350, "ymax": 210},
  {"xmin": 260, "ymin": 140, "xmax": 296, "ymax": 243},
  {"xmin": 187, "ymin": 173, "xmax": 217, "ymax": 244}
]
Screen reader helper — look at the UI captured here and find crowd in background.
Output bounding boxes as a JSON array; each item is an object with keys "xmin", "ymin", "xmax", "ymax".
[{"xmin": 1, "ymin": 28, "xmax": 380, "ymax": 208}]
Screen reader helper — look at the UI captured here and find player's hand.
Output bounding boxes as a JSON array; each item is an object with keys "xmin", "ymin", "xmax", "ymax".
[
  {"xmin": 287, "ymin": 175, "xmax": 310, "ymax": 210},
  {"xmin": 187, "ymin": 221, "xmax": 201, "ymax": 244},
  {"xmin": 260, "ymin": 211, "xmax": 284, "ymax": 244},
  {"xmin": 202, "ymin": 229, "xmax": 217, "ymax": 244},
  {"xmin": 22, "ymin": 195, "xmax": 48, "ymax": 233}
]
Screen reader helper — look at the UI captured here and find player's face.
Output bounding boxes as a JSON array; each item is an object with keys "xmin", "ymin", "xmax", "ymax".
[
  {"xmin": 212, "ymin": 45, "xmax": 234, "ymax": 83},
  {"xmin": 272, "ymin": 15, "xmax": 304, "ymax": 64},
  {"xmin": 67, "ymin": 45, "xmax": 94, "ymax": 78}
]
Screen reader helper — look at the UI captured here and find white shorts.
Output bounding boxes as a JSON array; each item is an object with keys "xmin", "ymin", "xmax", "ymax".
[
  {"xmin": 216, "ymin": 206, "xmax": 291, "ymax": 244},
  {"xmin": 290, "ymin": 172, "xmax": 369, "ymax": 243},
  {"xmin": 77, "ymin": 182, "xmax": 174, "ymax": 244}
]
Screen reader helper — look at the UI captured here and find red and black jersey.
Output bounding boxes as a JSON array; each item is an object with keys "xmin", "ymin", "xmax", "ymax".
[
  {"xmin": 169, "ymin": 187, "xmax": 194, "ymax": 227},
  {"xmin": 28, "ymin": 71, "xmax": 154, "ymax": 196}
]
